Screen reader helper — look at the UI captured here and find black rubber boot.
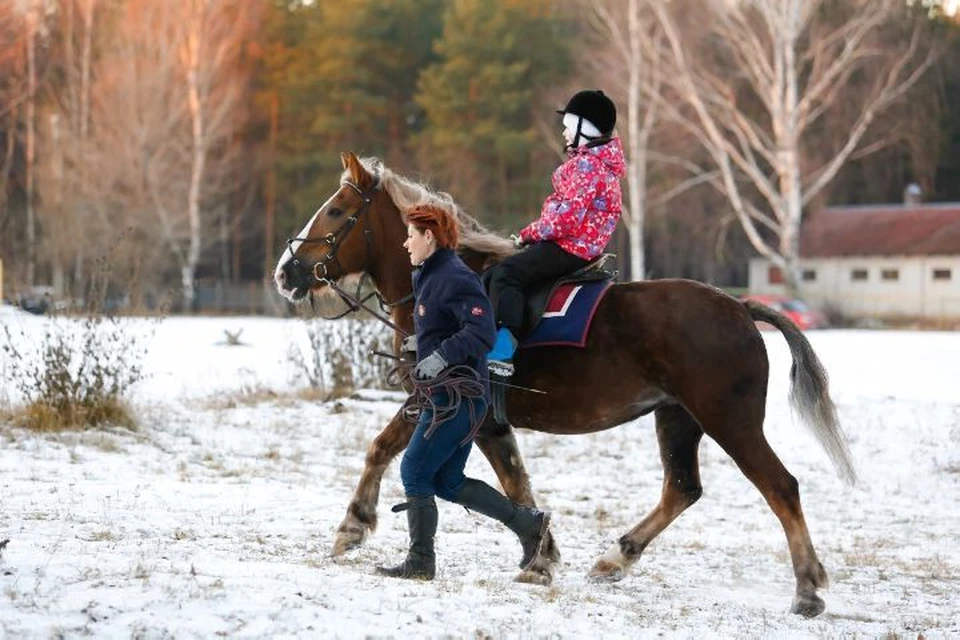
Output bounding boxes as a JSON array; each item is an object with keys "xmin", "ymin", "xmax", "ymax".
[
  {"xmin": 376, "ymin": 496, "xmax": 437, "ymax": 580},
  {"xmin": 454, "ymin": 478, "xmax": 550, "ymax": 569}
]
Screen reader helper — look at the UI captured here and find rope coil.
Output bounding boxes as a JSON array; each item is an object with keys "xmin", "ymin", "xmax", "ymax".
[{"xmin": 391, "ymin": 361, "xmax": 488, "ymax": 445}]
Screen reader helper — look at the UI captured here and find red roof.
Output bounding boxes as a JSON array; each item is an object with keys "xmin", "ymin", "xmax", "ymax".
[{"xmin": 800, "ymin": 203, "xmax": 960, "ymax": 257}]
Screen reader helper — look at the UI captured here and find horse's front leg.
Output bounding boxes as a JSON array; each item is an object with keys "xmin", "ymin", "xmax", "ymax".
[
  {"xmin": 332, "ymin": 408, "xmax": 415, "ymax": 556},
  {"xmin": 473, "ymin": 421, "xmax": 559, "ymax": 586}
]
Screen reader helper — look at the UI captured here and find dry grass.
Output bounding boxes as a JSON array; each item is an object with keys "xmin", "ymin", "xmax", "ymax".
[
  {"xmin": 199, "ymin": 385, "xmax": 330, "ymax": 411},
  {"xmin": 86, "ymin": 530, "xmax": 116, "ymax": 542},
  {"xmin": 77, "ymin": 431, "xmax": 129, "ymax": 454},
  {"xmin": 132, "ymin": 562, "xmax": 150, "ymax": 582},
  {"xmin": 201, "ymin": 386, "xmax": 282, "ymax": 410},
  {"xmin": 6, "ymin": 398, "xmax": 137, "ymax": 433}
]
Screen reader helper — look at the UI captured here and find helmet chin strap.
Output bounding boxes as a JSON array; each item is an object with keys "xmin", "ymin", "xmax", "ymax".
[
  {"xmin": 565, "ymin": 114, "xmax": 600, "ymax": 150},
  {"xmin": 571, "ymin": 118, "xmax": 585, "ymax": 149}
]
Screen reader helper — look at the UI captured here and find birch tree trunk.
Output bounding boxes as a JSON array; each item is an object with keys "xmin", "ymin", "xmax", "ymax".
[
  {"xmin": 25, "ymin": 6, "xmax": 37, "ymax": 287},
  {"xmin": 182, "ymin": 0, "xmax": 207, "ymax": 311},
  {"xmin": 625, "ymin": 0, "xmax": 646, "ymax": 281}
]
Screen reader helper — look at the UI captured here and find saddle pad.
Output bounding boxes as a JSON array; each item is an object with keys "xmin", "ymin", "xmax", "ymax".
[{"xmin": 519, "ymin": 280, "xmax": 612, "ymax": 349}]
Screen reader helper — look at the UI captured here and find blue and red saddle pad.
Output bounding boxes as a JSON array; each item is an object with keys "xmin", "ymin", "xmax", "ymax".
[
  {"xmin": 518, "ymin": 280, "xmax": 612, "ymax": 349},
  {"xmin": 488, "ymin": 273, "xmax": 613, "ymax": 427}
]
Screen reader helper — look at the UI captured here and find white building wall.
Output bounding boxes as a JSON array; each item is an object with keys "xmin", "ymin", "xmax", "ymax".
[{"xmin": 748, "ymin": 256, "xmax": 960, "ymax": 318}]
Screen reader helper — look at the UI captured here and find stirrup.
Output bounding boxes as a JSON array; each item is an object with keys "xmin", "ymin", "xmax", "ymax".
[{"xmin": 488, "ymin": 360, "xmax": 515, "ymax": 377}]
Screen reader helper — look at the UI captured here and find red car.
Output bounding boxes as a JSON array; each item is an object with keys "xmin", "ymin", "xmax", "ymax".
[{"xmin": 740, "ymin": 294, "xmax": 830, "ymax": 330}]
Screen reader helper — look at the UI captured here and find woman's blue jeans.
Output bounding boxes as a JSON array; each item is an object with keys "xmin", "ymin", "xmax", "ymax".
[{"xmin": 399, "ymin": 393, "xmax": 488, "ymax": 501}]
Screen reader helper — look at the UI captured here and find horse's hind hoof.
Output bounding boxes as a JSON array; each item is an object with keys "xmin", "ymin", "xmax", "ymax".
[
  {"xmin": 331, "ymin": 527, "xmax": 367, "ymax": 557},
  {"xmin": 515, "ymin": 554, "xmax": 553, "ymax": 585},
  {"xmin": 791, "ymin": 593, "xmax": 825, "ymax": 618},
  {"xmin": 515, "ymin": 566, "xmax": 552, "ymax": 586},
  {"xmin": 588, "ymin": 559, "xmax": 625, "ymax": 583}
]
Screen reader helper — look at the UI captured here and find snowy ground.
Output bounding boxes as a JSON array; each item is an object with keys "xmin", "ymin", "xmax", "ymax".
[{"xmin": 1, "ymin": 305, "xmax": 958, "ymax": 639}]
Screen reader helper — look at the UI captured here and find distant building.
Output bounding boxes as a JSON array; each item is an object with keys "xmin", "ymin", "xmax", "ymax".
[{"xmin": 748, "ymin": 196, "xmax": 960, "ymax": 319}]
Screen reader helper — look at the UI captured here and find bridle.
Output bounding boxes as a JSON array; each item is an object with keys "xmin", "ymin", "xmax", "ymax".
[
  {"xmin": 285, "ymin": 176, "xmax": 379, "ymax": 286},
  {"xmin": 284, "ymin": 174, "xmax": 413, "ymax": 323}
]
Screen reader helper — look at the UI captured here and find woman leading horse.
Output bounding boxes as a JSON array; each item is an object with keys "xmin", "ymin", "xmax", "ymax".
[
  {"xmin": 377, "ymin": 203, "xmax": 549, "ymax": 581},
  {"xmin": 273, "ymin": 151, "xmax": 856, "ymax": 618}
]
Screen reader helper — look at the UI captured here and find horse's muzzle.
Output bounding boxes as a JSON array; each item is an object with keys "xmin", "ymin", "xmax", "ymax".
[{"xmin": 276, "ymin": 259, "xmax": 314, "ymax": 300}]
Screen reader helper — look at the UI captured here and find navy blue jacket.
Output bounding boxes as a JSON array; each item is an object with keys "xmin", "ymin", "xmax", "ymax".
[{"xmin": 412, "ymin": 248, "xmax": 496, "ymax": 398}]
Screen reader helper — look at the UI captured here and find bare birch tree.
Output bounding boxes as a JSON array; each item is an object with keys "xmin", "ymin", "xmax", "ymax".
[
  {"xmin": 88, "ymin": 0, "xmax": 257, "ymax": 310},
  {"xmin": 650, "ymin": 0, "xmax": 939, "ymax": 292},
  {"xmin": 582, "ymin": 0, "xmax": 721, "ymax": 281}
]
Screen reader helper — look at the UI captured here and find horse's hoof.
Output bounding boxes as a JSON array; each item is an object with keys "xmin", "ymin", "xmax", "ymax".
[
  {"xmin": 588, "ymin": 559, "xmax": 625, "ymax": 583},
  {"xmin": 331, "ymin": 527, "xmax": 366, "ymax": 556},
  {"xmin": 515, "ymin": 566, "xmax": 552, "ymax": 586},
  {"xmin": 791, "ymin": 593, "xmax": 826, "ymax": 618}
]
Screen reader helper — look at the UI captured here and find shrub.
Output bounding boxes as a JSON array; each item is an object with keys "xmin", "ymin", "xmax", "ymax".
[
  {"xmin": 1, "ymin": 312, "xmax": 150, "ymax": 432},
  {"xmin": 287, "ymin": 317, "xmax": 394, "ymax": 400}
]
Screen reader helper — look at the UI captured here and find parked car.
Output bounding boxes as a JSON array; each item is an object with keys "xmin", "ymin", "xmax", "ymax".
[
  {"xmin": 16, "ymin": 286, "xmax": 56, "ymax": 315},
  {"xmin": 740, "ymin": 294, "xmax": 830, "ymax": 330}
]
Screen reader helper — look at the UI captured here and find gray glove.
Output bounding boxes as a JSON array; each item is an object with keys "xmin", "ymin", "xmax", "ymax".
[
  {"xmin": 509, "ymin": 233, "xmax": 525, "ymax": 249},
  {"xmin": 414, "ymin": 352, "xmax": 447, "ymax": 380},
  {"xmin": 400, "ymin": 334, "xmax": 417, "ymax": 353}
]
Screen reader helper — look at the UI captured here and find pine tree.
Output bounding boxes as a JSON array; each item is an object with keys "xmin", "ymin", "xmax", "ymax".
[
  {"xmin": 415, "ymin": 0, "xmax": 572, "ymax": 227},
  {"xmin": 256, "ymin": 0, "xmax": 444, "ymax": 239}
]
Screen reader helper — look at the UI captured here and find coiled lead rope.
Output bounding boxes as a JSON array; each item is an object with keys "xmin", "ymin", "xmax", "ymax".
[{"xmin": 390, "ymin": 360, "xmax": 488, "ymax": 445}]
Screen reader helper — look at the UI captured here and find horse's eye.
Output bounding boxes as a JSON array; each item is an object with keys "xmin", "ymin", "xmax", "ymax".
[{"xmin": 328, "ymin": 207, "xmax": 344, "ymax": 218}]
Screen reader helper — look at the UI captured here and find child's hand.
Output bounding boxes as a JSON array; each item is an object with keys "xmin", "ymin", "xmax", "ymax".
[{"xmin": 510, "ymin": 234, "xmax": 525, "ymax": 249}]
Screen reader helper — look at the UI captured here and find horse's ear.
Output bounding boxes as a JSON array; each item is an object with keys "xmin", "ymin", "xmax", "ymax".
[{"xmin": 340, "ymin": 151, "xmax": 370, "ymax": 187}]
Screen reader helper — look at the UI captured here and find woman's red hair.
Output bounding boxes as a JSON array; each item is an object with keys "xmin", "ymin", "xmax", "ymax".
[{"xmin": 405, "ymin": 204, "xmax": 459, "ymax": 249}]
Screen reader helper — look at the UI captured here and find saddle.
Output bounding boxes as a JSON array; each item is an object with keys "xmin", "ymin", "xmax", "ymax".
[
  {"xmin": 482, "ymin": 253, "xmax": 618, "ymax": 337},
  {"xmin": 485, "ymin": 253, "xmax": 618, "ymax": 426}
]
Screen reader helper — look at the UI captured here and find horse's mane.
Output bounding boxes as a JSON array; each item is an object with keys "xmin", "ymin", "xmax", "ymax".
[{"xmin": 343, "ymin": 157, "xmax": 516, "ymax": 262}]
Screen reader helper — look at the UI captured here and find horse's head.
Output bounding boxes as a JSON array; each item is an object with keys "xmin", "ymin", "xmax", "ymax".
[{"xmin": 274, "ymin": 152, "xmax": 383, "ymax": 302}]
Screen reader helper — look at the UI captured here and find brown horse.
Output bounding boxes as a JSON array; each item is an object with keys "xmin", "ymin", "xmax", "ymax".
[{"xmin": 274, "ymin": 152, "xmax": 856, "ymax": 618}]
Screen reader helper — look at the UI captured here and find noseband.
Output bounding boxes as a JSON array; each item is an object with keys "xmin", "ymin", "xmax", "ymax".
[{"xmin": 285, "ymin": 176, "xmax": 380, "ymax": 286}]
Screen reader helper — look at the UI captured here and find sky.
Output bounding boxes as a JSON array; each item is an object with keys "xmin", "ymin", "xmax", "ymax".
[{"xmin": 0, "ymin": 306, "xmax": 958, "ymax": 638}]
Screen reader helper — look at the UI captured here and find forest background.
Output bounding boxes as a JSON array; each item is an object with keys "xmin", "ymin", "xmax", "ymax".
[{"xmin": 1, "ymin": 0, "xmax": 958, "ymax": 311}]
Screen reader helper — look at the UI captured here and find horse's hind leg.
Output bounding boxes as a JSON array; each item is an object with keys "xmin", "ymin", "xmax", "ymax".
[
  {"xmin": 710, "ymin": 423, "xmax": 829, "ymax": 618},
  {"xmin": 332, "ymin": 409, "xmax": 415, "ymax": 556},
  {"xmin": 473, "ymin": 422, "xmax": 559, "ymax": 586},
  {"xmin": 589, "ymin": 405, "xmax": 704, "ymax": 581}
]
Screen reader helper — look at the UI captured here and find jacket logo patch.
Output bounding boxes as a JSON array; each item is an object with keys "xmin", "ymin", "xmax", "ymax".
[
  {"xmin": 471, "ymin": 306, "xmax": 484, "ymax": 317},
  {"xmin": 418, "ymin": 304, "xmax": 426, "ymax": 317}
]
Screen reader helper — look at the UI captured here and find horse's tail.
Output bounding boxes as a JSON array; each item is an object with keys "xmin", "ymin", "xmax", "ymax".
[{"xmin": 745, "ymin": 300, "xmax": 858, "ymax": 486}]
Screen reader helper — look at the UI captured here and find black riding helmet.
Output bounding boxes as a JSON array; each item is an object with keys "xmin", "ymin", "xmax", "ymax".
[{"xmin": 556, "ymin": 89, "xmax": 617, "ymax": 137}]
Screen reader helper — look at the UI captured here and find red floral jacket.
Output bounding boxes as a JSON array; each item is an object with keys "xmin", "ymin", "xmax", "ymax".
[{"xmin": 519, "ymin": 137, "xmax": 626, "ymax": 260}]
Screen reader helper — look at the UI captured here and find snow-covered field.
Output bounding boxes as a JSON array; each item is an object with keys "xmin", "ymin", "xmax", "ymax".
[{"xmin": 1, "ymin": 304, "xmax": 958, "ymax": 639}]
